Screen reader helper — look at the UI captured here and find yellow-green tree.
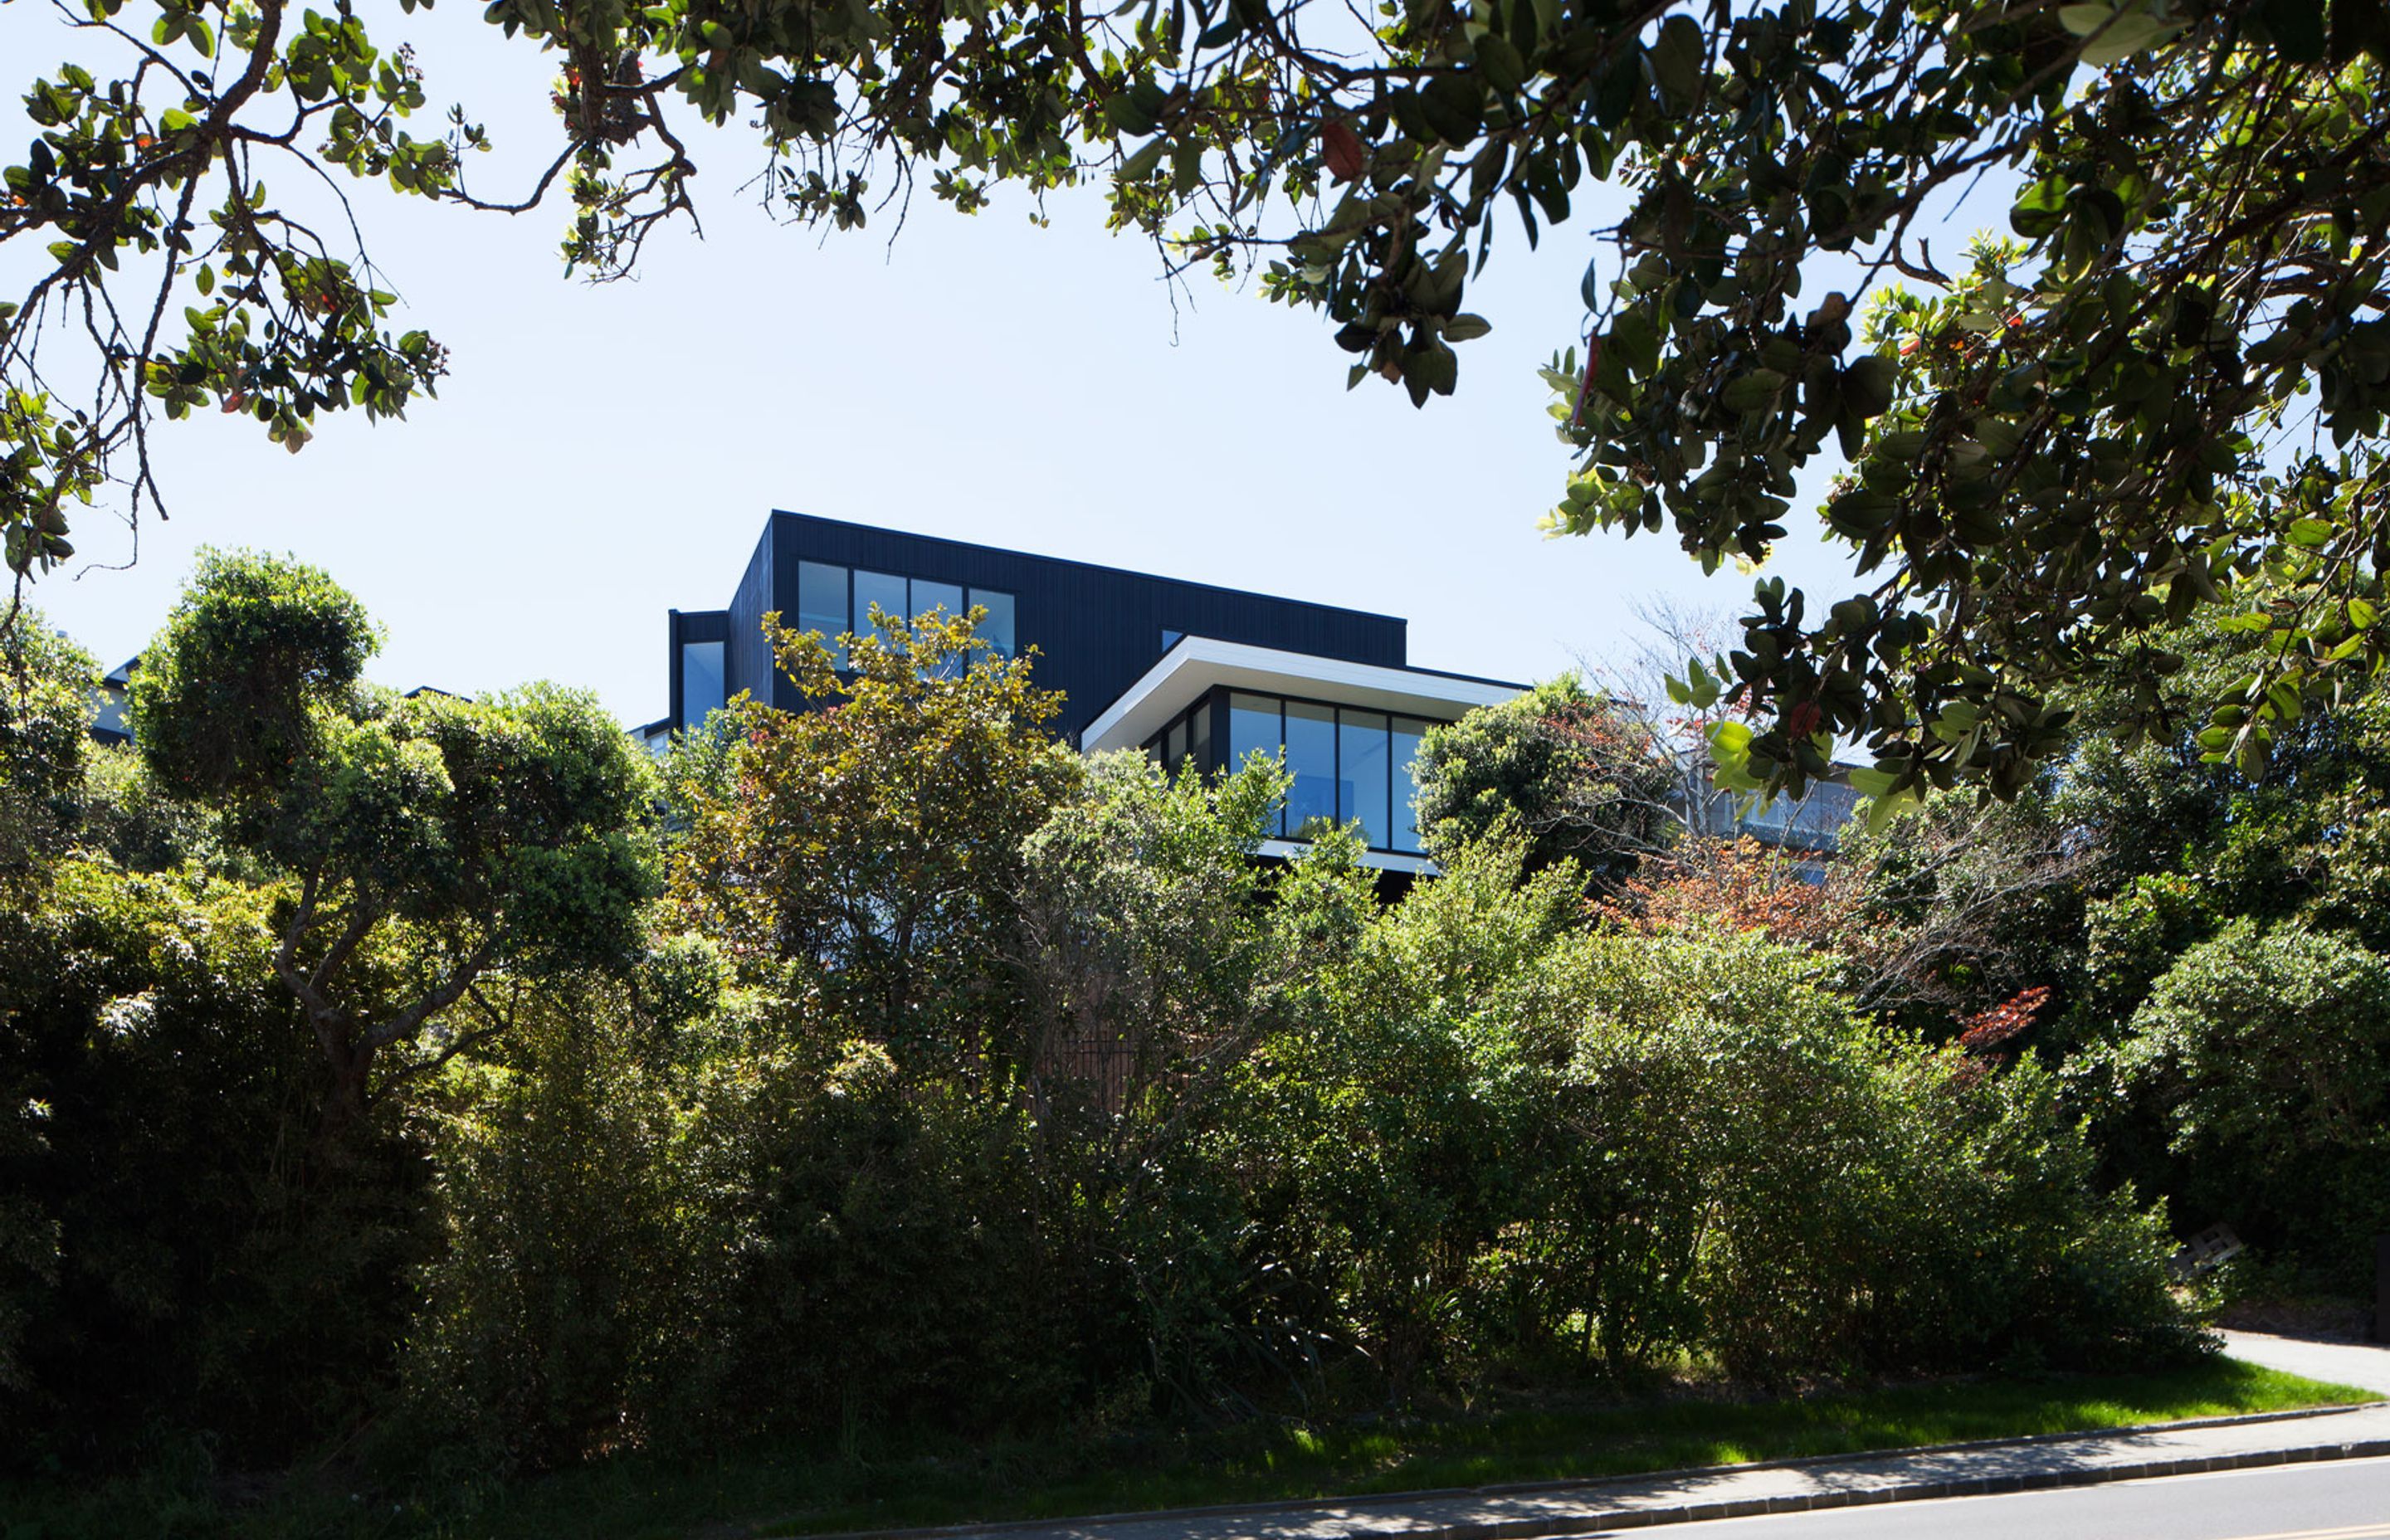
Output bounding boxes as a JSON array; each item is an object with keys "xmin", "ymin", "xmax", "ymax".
[{"xmin": 669, "ymin": 609, "xmax": 1080, "ymax": 1068}]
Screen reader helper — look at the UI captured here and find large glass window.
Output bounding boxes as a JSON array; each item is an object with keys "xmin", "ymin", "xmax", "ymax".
[
  {"xmin": 680, "ymin": 640, "xmax": 724, "ymax": 727},
  {"xmin": 854, "ymin": 570, "xmax": 910, "ymax": 636},
  {"xmin": 973, "ymin": 588, "xmax": 1015, "ymax": 658},
  {"xmin": 797, "ymin": 561, "xmax": 848, "ymax": 667},
  {"xmin": 906, "ymin": 580, "xmax": 967, "ymax": 677},
  {"xmin": 1229, "ymin": 693, "xmax": 1285, "ymax": 833},
  {"xmin": 798, "ymin": 562, "xmax": 1014, "ymax": 665},
  {"xmin": 910, "ymin": 578, "xmax": 963, "ymax": 622},
  {"xmin": 1284, "ymin": 701, "xmax": 1337, "ymax": 837},
  {"xmin": 1339, "ymin": 710, "xmax": 1390, "ymax": 850},
  {"xmin": 1392, "ymin": 716, "xmax": 1431, "ymax": 854},
  {"xmin": 1208, "ymin": 695, "xmax": 1449, "ymax": 851}
]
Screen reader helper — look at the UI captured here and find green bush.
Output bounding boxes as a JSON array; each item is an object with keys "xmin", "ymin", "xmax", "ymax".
[
  {"xmin": 1534, "ymin": 926, "xmax": 2195, "ymax": 1382},
  {"xmin": 0, "ymin": 860, "xmax": 422, "ymax": 1463},
  {"xmin": 2099, "ymin": 919, "xmax": 2390, "ymax": 1291},
  {"xmin": 1412, "ymin": 678, "xmax": 1675, "ymax": 888}
]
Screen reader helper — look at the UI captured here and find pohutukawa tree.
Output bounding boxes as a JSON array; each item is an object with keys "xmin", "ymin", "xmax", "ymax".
[
  {"xmin": 131, "ymin": 548, "xmax": 661, "ymax": 1126},
  {"xmin": 6, "ymin": 0, "xmax": 2386, "ymax": 797}
]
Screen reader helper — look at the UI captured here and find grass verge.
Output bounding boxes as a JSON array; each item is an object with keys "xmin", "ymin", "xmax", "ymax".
[{"xmin": 8, "ymin": 1357, "xmax": 2377, "ymax": 1540}]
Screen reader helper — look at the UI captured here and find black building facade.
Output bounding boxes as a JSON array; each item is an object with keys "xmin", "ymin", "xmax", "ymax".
[
  {"xmin": 665, "ymin": 511, "xmax": 1524, "ymax": 869},
  {"xmin": 670, "ymin": 511, "xmax": 1420, "ymax": 742}
]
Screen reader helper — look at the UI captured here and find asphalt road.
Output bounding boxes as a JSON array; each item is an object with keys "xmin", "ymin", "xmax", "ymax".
[{"xmin": 1568, "ymin": 1455, "xmax": 2390, "ymax": 1539}]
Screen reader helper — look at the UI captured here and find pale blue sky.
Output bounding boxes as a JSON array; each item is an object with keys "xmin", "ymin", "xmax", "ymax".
[{"xmin": 8, "ymin": 4, "xmax": 1951, "ymax": 729}]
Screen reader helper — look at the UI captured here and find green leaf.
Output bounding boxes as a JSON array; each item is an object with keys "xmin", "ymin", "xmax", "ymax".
[
  {"xmin": 2286, "ymin": 518, "xmax": 2334, "ymax": 548},
  {"xmin": 1106, "ymin": 95, "xmax": 1158, "ymax": 137},
  {"xmin": 1841, "ymin": 354, "xmax": 1897, "ymax": 418},
  {"xmin": 1864, "ymin": 784, "xmax": 1925, "ymax": 835},
  {"xmin": 1646, "ymin": 14, "xmax": 1704, "ymax": 109},
  {"xmin": 2349, "ymin": 597, "xmax": 2378, "ymax": 631},
  {"xmin": 1719, "ymin": 368, "xmax": 1787, "ymax": 412},
  {"xmin": 2058, "ymin": 3, "xmax": 2115, "ymax": 36},
  {"xmin": 1844, "ymin": 766, "xmax": 1899, "ymax": 797},
  {"xmin": 1442, "ymin": 313, "xmax": 1492, "ymax": 343},
  {"xmin": 1420, "ymin": 73, "xmax": 1483, "ymax": 144},
  {"xmin": 1117, "ymin": 136, "xmax": 1166, "ymax": 179},
  {"xmin": 2010, "ymin": 178, "xmax": 2069, "ymax": 240},
  {"xmin": 1475, "ymin": 33, "xmax": 1526, "ymax": 95},
  {"xmin": 2066, "ymin": 5, "xmax": 2184, "ymax": 66}
]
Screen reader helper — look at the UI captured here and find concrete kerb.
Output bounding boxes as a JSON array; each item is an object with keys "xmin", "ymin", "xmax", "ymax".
[
  {"xmin": 1393, "ymin": 1437, "xmax": 2390, "ymax": 1540},
  {"xmin": 805, "ymin": 1401, "xmax": 2390, "ymax": 1540}
]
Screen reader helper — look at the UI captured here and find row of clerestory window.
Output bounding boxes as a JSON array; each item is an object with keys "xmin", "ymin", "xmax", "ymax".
[{"xmin": 796, "ymin": 559, "xmax": 1016, "ymax": 667}]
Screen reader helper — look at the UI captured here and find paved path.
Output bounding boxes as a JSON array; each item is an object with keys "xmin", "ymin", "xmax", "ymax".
[
  {"xmin": 839, "ymin": 1338, "xmax": 2390, "ymax": 1540},
  {"xmin": 868, "ymin": 1406, "xmax": 2390, "ymax": 1540},
  {"xmin": 1606, "ymin": 1455, "xmax": 2390, "ymax": 1540},
  {"xmin": 2222, "ymin": 1331, "xmax": 2390, "ymax": 1396}
]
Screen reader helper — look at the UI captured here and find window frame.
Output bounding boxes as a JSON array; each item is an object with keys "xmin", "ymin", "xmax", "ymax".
[
  {"xmin": 1157, "ymin": 685, "xmax": 1447, "ymax": 854},
  {"xmin": 792, "ymin": 559, "xmax": 1017, "ymax": 664}
]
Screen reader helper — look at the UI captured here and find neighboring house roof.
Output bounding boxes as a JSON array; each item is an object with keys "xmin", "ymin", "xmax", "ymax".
[{"xmin": 90, "ymin": 656, "xmax": 138, "ymax": 745}]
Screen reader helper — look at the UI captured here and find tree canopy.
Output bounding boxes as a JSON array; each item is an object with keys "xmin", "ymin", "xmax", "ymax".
[
  {"xmin": 7, "ymin": 0, "xmax": 2389, "ymax": 798},
  {"xmin": 132, "ymin": 548, "xmax": 661, "ymax": 1124}
]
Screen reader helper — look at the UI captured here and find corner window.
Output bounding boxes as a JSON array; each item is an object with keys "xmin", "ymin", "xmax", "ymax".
[
  {"xmin": 1392, "ymin": 717, "xmax": 1432, "ymax": 854},
  {"xmin": 1213, "ymin": 692, "xmax": 1446, "ymax": 852}
]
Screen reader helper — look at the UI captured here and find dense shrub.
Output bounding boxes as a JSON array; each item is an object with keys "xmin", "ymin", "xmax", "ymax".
[
  {"xmin": 3, "ymin": 602, "xmax": 2224, "ymax": 1483},
  {"xmin": 0, "ymin": 860, "xmax": 422, "ymax": 1463},
  {"xmin": 1529, "ymin": 925, "xmax": 2191, "ymax": 1382},
  {"xmin": 2095, "ymin": 920, "xmax": 2390, "ymax": 1293},
  {"xmin": 1412, "ymin": 677, "xmax": 1675, "ymax": 887},
  {"xmin": 1229, "ymin": 846, "xmax": 2197, "ymax": 1391}
]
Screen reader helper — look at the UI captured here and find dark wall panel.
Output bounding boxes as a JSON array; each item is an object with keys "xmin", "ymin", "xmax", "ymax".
[
  {"xmin": 745, "ymin": 511, "xmax": 1405, "ymax": 741},
  {"xmin": 695, "ymin": 509, "xmax": 1411, "ymax": 740},
  {"xmin": 725, "ymin": 521, "xmax": 778, "ymax": 714}
]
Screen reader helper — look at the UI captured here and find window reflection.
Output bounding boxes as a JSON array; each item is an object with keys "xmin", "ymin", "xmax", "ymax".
[
  {"xmin": 680, "ymin": 640, "xmax": 725, "ymax": 727},
  {"xmin": 911, "ymin": 579, "xmax": 963, "ymax": 622},
  {"xmin": 1204, "ymin": 694, "xmax": 1447, "ymax": 852},
  {"xmin": 973, "ymin": 589, "xmax": 1016, "ymax": 658},
  {"xmin": 1339, "ymin": 710, "xmax": 1390, "ymax": 850},
  {"xmin": 854, "ymin": 570, "xmax": 909, "ymax": 636},
  {"xmin": 797, "ymin": 562, "xmax": 848, "ymax": 667},
  {"xmin": 802, "ymin": 563, "xmax": 1014, "ymax": 665},
  {"xmin": 1229, "ymin": 693, "xmax": 1285, "ymax": 835},
  {"xmin": 1284, "ymin": 702, "xmax": 1336, "ymax": 836},
  {"xmin": 1392, "ymin": 717, "xmax": 1430, "ymax": 854}
]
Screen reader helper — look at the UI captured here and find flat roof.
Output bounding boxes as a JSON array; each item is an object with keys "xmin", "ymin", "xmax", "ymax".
[
  {"xmin": 1080, "ymin": 636, "xmax": 1523, "ymax": 753},
  {"xmin": 767, "ymin": 509, "xmax": 1411, "ymax": 629}
]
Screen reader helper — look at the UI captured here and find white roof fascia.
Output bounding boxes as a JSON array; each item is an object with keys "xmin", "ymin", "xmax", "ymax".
[
  {"xmin": 1256, "ymin": 839, "xmax": 1438, "ymax": 876},
  {"xmin": 1080, "ymin": 637, "xmax": 1522, "ymax": 754}
]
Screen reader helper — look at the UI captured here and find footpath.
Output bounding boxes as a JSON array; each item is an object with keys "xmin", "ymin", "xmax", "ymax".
[{"xmin": 843, "ymin": 1336, "xmax": 2390, "ymax": 1540}]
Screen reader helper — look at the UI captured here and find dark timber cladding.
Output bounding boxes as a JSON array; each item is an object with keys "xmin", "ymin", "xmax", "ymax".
[{"xmin": 689, "ymin": 510, "xmax": 1410, "ymax": 740}]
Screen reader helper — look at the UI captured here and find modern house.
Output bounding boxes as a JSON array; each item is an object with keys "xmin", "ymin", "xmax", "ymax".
[{"xmin": 664, "ymin": 510, "xmax": 1525, "ymax": 872}]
